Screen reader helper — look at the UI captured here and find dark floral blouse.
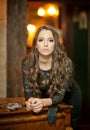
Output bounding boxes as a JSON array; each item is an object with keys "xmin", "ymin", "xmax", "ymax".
[{"xmin": 22, "ymin": 57, "xmax": 67, "ymax": 105}]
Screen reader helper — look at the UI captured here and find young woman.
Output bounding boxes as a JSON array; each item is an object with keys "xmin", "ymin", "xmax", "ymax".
[{"xmin": 22, "ymin": 25, "xmax": 82, "ymax": 130}]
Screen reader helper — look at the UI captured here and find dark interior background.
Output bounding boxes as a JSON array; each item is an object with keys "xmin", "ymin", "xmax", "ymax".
[{"xmin": 7, "ymin": 0, "xmax": 90, "ymax": 128}]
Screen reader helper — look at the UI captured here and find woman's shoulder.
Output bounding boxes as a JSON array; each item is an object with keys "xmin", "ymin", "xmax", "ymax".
[
  {"xmin": 22, "ymin": 55, "xmax": 30, "ymax": 68},
  {"xmin": 22, "ymin": 55, "xmax": 30, "ymax": 63}
]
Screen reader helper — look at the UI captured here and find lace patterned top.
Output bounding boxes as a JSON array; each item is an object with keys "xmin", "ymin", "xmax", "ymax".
[{"xmin": 22, "ymin": 57, "xmax": 67, "ymax": 105}]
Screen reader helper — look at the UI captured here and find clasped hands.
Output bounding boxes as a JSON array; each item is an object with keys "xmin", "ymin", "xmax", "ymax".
[{"xmin": 26, "ymin": 97, "xmax": 43, "ymax": 113}]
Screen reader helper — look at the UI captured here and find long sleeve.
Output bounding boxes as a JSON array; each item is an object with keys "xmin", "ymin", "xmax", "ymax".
[
  {"xmin": 51, "ymin": 83, "xmax": 67, "ymax": 105},
  {"xmin": 22, "ymin": 57, "xmax": 34, "ymax": 100}
]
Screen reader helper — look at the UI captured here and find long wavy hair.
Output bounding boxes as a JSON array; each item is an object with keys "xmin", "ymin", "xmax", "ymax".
[{"xmin": 27, "ymin": 25, "xmax": 73, "ymax": 97}]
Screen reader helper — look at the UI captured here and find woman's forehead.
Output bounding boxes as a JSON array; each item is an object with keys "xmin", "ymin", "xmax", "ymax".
[{"xmin": 38, "ymin": 29, "xmax": 53, "ymax": 37}]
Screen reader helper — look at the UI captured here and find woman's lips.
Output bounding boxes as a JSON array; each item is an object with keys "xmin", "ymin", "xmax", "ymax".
[{"xmin": 43, "ymin": 49, "xmax": 49, "ymax": 51}]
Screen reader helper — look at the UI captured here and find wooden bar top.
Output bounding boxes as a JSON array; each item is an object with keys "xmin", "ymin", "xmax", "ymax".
[
  {"xmin": 0, "ymin": 97, "xmax": 72, "ymax": 115},
  {"xmin": 0, "ymin": 97, "xmax": 73, "ymax": 130}
]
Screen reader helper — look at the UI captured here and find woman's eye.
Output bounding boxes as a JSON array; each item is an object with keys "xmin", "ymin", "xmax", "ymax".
[
  {"xmin": 38, "ymin": 39, "xmax": 43, "ymax": 42},
  {"xmin": 49, "ymin": 39, "xmax": 54, "ymax": 42}
]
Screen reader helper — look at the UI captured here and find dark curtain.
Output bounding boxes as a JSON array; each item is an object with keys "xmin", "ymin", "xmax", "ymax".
[{"xmin": 73, "ymin": 22, "xmax": 88, "ymax": 107}]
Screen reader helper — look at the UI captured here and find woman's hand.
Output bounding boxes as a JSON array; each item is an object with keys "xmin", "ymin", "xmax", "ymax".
[{"xmin": 26, "ymin": 97, "xmax": 44, "ymax": 113}]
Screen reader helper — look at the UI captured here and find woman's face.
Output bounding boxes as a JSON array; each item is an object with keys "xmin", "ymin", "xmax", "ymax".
[{"xmin": 36, "ymin": 29, "xmax": 55, "ymax": 56}]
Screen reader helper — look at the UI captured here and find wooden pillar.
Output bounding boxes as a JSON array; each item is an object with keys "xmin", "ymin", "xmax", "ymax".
[
  {"xmin": 0, "ymin": 0, "xmax": 7, "ymax": 97},
  {"xmin": 7, "ymin": 0, "xmax": 27, "ymax": 97}
]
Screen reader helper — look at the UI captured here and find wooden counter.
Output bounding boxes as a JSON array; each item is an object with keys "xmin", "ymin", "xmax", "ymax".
[{"xmin": 0, "ymin": 97, "xmax": 73, "ymax": 130}]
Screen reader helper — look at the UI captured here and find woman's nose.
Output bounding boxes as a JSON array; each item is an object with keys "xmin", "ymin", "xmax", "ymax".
[{"xmin": 44, "ymin": 40, "xmax": 48, "ymax": 47}]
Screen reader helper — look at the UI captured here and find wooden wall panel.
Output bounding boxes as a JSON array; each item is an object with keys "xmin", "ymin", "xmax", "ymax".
[{"xmin": 7, "ymin": 0, "xmax": 27, "ymax": 97}]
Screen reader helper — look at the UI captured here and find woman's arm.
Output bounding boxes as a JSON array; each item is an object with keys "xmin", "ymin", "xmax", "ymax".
[
  {"xmin": 25, "ymin": 85, "xmax": 66, "ymax": 113},
  {"xmin": 41, "ymin": 84, "xmax": 67, "ymax": 107},
  {"xmin": 40, "ymin": 98, "xmax": 52, "ymax": 107},
  {"xmin": 22, "ymin": 57, "xmax": 34, "ymax": 100},
  {"xmin": 51, "ymin": 85, "xmax": 66, "ymax": 105}
]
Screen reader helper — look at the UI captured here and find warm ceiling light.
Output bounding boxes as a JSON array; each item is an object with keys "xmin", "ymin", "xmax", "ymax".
[
  {"xmin": 37, "ymin": 4, "xmax": 59, "ymax": 17},
  {"xmin": 27, "ymin": 24, "xmax": 36, "ymax": 47},
  {"xmin": 37, "ymin": 7, "xmax": 46, "ymax": 16},
  {"xmin": 27, "ymin": 24, "xmax": 36, "ymax": 32},
  {"xmin": 47, "ymin": 5, "xmax": 59, "ymax": 16}
]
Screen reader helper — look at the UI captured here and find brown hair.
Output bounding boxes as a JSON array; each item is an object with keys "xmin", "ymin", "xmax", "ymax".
[{"xmin": 26, "ymin": 25, "xmax": 73, "ymax": 97}]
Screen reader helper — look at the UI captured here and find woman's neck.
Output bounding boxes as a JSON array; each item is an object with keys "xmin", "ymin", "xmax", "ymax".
[{"xmin": 39, "ymin": 55, "xmax": 52, "ymax": 71}]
